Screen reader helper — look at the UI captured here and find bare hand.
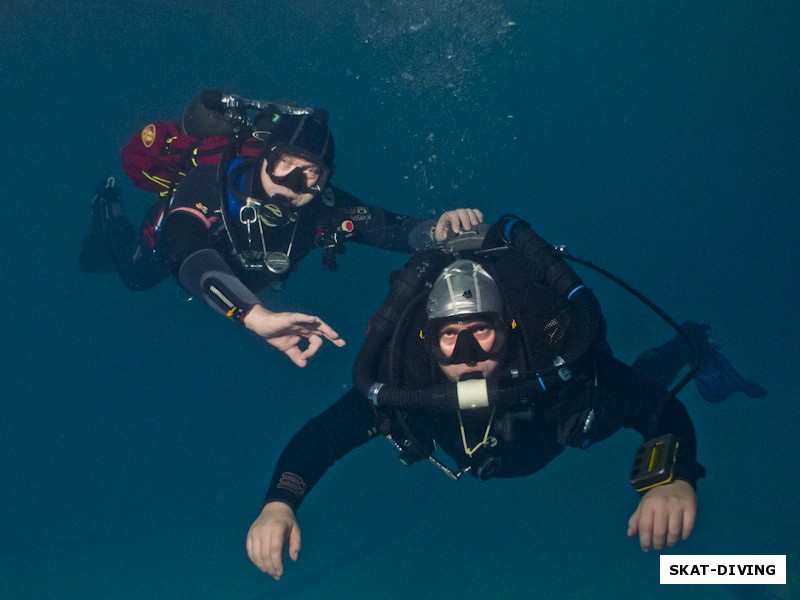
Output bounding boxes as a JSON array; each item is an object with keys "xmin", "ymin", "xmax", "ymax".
[
  {"xmin": 247, "ymin": 502, "xmax": 301, "ymax": 580},
  {"xmin": 627, "ymin": 480, "xmax": 697, "ymax": 552},
  {"xmin": 434, "ymin": 208, "xmax": 484, "ymax": 242},
  {"xmin": 243, "ymin": 305, "xmax": 346, "ymax": 367}
]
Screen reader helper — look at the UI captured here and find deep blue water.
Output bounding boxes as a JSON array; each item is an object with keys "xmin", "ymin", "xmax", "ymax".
[{"xmin": 1, "ymin": 1, "xmax": 798, "ymax": 598}]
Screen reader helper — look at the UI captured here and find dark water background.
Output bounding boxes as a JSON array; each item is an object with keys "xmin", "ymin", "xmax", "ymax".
[{"xmin": 1, "ymin": 1, "xmax": 797, "ymax": 598}]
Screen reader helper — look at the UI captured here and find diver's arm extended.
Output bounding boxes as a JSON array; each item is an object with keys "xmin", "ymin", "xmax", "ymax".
[
  {"xmin": 161, "ymin": 212, "xmax": 345, "ymax": 366},
  {"xmin": 331, "ymin": 187, "xmax": 482, "ymax": 251},
  {"xmin": 618, "ymin": 366, "xmax": 703, "ymax": 551},
  {"xmin": 615, "ymin": 361, "xmax": 704, "ymax": 488},
  {"xmin": 261, "ymin": 388, "xmax": 379, "ymax": 511},
  {"xmin": 247, "ymin": 389, "xmax": 378, "ymax": 577},
  {"xmin": 625, "ymin": 393, "xmax": 704, "ymax": 490},
  {"xmin": 646, "ymin": 396, "xmax": 704, "ymax": 486}
]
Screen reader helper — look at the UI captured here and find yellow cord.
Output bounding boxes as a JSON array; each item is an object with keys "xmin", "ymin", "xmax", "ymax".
[{"xmin": 458, "ymin": 406, "xmax": 497, "ymax": 457}]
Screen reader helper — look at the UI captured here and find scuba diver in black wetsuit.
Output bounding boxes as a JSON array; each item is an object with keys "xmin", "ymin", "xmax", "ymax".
[
  {"xmin": 79, "ymin": 93, "xmax": 483, "ymax": 367},
  {"xmin": 246, "ymin": 216, "xmax": 712, "ymax": 580}
]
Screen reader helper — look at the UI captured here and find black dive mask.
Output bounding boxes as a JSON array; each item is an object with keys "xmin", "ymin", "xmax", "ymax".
[
  {"xmin": 270, "ymin": 166, "xmax": 309, "ymax": 194},
  {"xmin": 426, "ymin": 314, "xmax": 510, "ymax": 366},
  {"xmin": 449, "ymin": 329, "xmax": 491, "ymax": 365},
  {"xmin": 265, "ymin": 149, "xmax": 328, "ymax": 195}
]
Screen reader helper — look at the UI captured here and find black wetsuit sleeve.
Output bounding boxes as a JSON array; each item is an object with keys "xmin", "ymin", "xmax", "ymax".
[
  {"xmin": 599, "ymin": 359, "xmax": 705, "ymax": 489},
  {"xmin": 630, "ymin": 336, "xmax": 693, "ymax": 390},
  {"xmin": 160, "ymin": 166, "xmax": 261, "ymax": 319},
  {"xmin": 161, "ymin": 210, "xmax": 214, "ymax": 275},
  {"xmin": 264, "ymin": 389, "xmax": 380, "ymax": 512},
  {"xmin": 160, "ymin": 166, "xmax": 222, "ymax": 276},
  {"xmin": 643, "ymin": 396, "xmax": 704, "ymax": 486},
  {"xmin": 332, "ymin": 187, "xmax": 436, "ymax": 253}
]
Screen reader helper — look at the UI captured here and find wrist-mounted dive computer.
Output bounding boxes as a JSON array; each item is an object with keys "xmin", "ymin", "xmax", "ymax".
[{"xmin": 629, "ymin": 433, "xmax": 679, "ymax": 492}]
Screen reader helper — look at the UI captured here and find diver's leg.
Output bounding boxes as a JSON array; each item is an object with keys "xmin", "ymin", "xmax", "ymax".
[
  {"xmin": 107, "ymin": 216, "xmax": 168, "ymax": 291},
  {"xmin": 632, "ymin": 321, "xmax": 766, "ymax": 403},
  {"xmin": 630, "ymin": 322, "xmax": 711, "ymax": 390},
  {"xmin": 79, "ymin": 177, "xmax": 125, "ymax": 273},
  {"xmin": 79, "ymin": 178, "xmax": 168, "ymax": 291}
]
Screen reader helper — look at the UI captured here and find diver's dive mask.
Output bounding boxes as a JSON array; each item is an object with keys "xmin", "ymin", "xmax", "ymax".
[
  {"xmin": 424, "ymin": 260, "xmax": 511, "ymax": 365},
  {"xmin": 264, "ymin": 147, "xmax": 329, "ymax": 195},
  {"xmin": 425, "ymin": 313, "xmax": 510, "ymax": 365}
]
